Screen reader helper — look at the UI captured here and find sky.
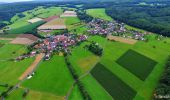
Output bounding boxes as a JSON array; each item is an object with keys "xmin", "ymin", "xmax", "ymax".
[{"xmin": 0, "ymin": 0, "xmax": 32, "ymax": 3}]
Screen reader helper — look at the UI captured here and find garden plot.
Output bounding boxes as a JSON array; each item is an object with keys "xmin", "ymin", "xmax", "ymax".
[
  {"xmin": 91, "ymin": 63, "xmax": 136, "ymax": 100},
  {"xmin": 116, "ymin": 49, "xmax": 157, "ymax": 80}
]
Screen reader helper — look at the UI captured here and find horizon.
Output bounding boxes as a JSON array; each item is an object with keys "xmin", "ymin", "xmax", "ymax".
[{"xmin": 0, "ymin": 0, "xmax": 32, "ymax": 3}]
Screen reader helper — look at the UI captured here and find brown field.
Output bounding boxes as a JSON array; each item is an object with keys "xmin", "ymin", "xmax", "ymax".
[
  {"xmin": 60, "ymin": 11, "xmax": 77, "ymax": 17},
  {"xmin": 19, "ymin": 53, "xmax": 45, "ymax": 80},
  {"xmin": 10, "ymin": 34, "xmax": 38, "ymax": 45},
  {"xmin": 26, "ymin": 90, "xmax": 64, "ymax": 100},
  {"xmin": 107, "ymin": 35, "xmax": 137, "ymax": 44},
  {"xmin": 38, "ymin": 18, "xmax": 66, "ymax": 30}
]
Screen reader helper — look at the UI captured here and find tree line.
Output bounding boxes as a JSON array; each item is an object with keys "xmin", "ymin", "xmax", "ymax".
[{"xmin": 153, "ymin": 56, "xmax": 170, "ymax": 99}]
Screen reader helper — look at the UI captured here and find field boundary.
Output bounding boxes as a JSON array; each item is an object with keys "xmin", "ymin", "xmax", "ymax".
[{"xmin": 19, "ymin": 53, "xmax": 45, "ymax": 80}]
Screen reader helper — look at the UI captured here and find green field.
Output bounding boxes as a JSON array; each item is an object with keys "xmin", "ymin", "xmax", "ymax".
[
  {"xmin": 7, "ymin": 21, "xmax": 45, "ymax": 34},
  {"xmin": 0, "ymin": 44, "xmax": 28, "ymax": 59},
  {"xmin": 117, "ymin": 49, "xmax": 157, "ymax": 80},
  {"xmin": 91, "ymin": 63, "xmax": 136, "ymax": 100},
  {"xmin": 86, "ymin": 8, "xmax": 112, "ymax": 21},
  {"xmin": 22, "ymin": 56, "xmax": 73, "ymax": 96}
]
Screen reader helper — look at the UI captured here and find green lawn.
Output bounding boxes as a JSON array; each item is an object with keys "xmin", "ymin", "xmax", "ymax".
[
  {"xmin": 22, "ymin": 56, "xmax": 74, "ymax": 96},
  {"xmin": 117, "ymin": 49, "xmax": 157, "ymax": 80},
  {"xmin": 91, "ymin": 63, "xmax": 136, "ymax": 100},
  {"xmin": 86, "ymin": 8, "xmax": 112, "ymax": 21}
]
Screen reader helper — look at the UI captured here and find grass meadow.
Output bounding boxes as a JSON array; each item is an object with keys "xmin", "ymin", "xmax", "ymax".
[{"xmin": 22, "ymin": 56, "xmax": 74, "ymax": 96}]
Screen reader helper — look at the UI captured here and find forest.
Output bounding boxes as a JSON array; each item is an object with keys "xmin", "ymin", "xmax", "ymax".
[{"xmin": 105, "ymin": 1, "xmax": 170, "ymax": 36}]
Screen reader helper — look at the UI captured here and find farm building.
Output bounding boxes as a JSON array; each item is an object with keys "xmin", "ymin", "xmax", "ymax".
[
  {"xmin": 43, "ymin": 16, "xmax": 59, "ymax": 22},
  {"xmin": 38, "ymin": 18, "xmax": 66, "ymax": 32},
  {"xmin": 27, "ymin": 17, "xmax": 43, "ymax": 23},
  {"xmin": 10, "ymin": 34, "xmax": 39, "ymax": 45},
  {"xmin": 60, "ymin": 11, "xmax": 77, "ymax": 17}
]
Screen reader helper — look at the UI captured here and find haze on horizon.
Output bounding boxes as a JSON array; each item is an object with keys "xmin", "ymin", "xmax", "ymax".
[{"xmin": 0, "ymin": 0, "xmax": 32, "ymax": 3}]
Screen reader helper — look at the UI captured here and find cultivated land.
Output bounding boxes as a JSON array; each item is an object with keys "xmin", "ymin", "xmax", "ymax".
[
  {"xmin": 91, "ymin": 63, "xmax": 136, "ymax": 100},
  {"xmin": 1, "ymin": 6, "xmax": 170, "ymax": 100},
  {"xmin": 117, "ymin": 49, "xmax": 157, "ymax": 80}
]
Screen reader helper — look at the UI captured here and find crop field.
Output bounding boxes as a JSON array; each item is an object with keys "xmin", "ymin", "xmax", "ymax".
[
  {"xmin": 86, "ymin": 8, "xmax": 113, "ymax": 21},
  {"xmin": 7, "ymin": 6, "xmax": 62, "ymax": 34},
  {"xmin": 91, "ymin": 63, "xmax": 136, "ymax": 100},
  {"xmin": 22, "ymin": 56, "xmax": 73, "ymax": 96},
  {"xmin": 38, "ymin": 18, "xmax": 66, "ymax": 30},
  {"xmin": 117, "ymin": 49, "xmax": 157, "ymax": 80}
]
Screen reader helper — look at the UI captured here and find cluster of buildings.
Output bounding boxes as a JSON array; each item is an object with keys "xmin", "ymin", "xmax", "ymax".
[
  {"xmin": 16, "ymin": 33, "xmax": 88, "ymax": 61},
  {"xmin": 87, "ymin": 18, "xmax": 147, "ymax": 41},
  {"xmin": 87, "ymin": 18, "xmax": 125, "ymax": 36}
]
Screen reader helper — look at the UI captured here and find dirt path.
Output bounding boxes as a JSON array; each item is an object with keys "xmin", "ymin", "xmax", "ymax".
[{"xmin": 19, "ymin": 53, "xmax": 45, "ymax": 80}]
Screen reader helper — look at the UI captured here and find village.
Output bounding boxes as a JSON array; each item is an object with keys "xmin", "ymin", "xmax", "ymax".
[{"xmin": 87, "ymin": 18, "xmax": 148, "ymax": 41}]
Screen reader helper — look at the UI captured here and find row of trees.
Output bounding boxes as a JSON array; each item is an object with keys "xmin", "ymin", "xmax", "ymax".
[
  {"xmin": 64, "ymin": 54, "xmax": 91, "ymax": 100},
  {"xmin": 153, "ymin": 56, "xmax": 170, "ymax": 99}
]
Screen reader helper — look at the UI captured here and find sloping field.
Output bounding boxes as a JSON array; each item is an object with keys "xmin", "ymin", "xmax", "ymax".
[
  {"xmin": 7, "ymin": 21, "xmax": 45, "ymax": 34},
  {"xmin": 91, "ymin": 63, "xmax": 136, "ymax": 100},
  {"xmin": 116, "ymin": 49, "xmax": 157, "ymax": 80},
  {"xmin": 22, "ymin": 56, "xmax": 73, "ymax": 96},
  {"xmin": 86, "ymin": 8, "xmax": 112, "ymax": 21},
  {"xmin": 38, "ymin": 18, "xmax": 66, "ymax": 30}
]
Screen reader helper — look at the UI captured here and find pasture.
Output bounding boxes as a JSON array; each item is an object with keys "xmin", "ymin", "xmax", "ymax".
[
  {"xmin": 22, "ymin": 56, "xmax": 74, "ymax": 96},
  {"xmin": 117, "ymin": 49, "xmax": 157, "ymax": 80},
  {"xmin": 91, "ymin": 63, "xmax": 136, "ymax": 100}
]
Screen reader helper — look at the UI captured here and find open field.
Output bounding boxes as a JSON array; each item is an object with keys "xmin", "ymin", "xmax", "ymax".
[
  {"xmin": 0, "ymin": 58, "xmax": 34, "ymax": 85},
  {"xmin": 68, "ymin": 42, "xmax": 99, "ymax": 75},
  {"xmin": 117, "ymin": 49, "xmax": 157, "ymax": 80},
  {"xmin": 38, "ymin": 18, "xmax": 66, "ymax": 30},
  {"xmin": 86, "ymin": 8, "xmax": 112, "ymax": 21},
  {"xmin": 91, "ymin": 63, "xmax": 136, "ymax": 100},
  {"xmin": 22, "ymin": 56, "xmax": 73, "ymax": 96},
  {"xmin": 107, "ymin": 35, "xmax": 137, "ymax": 44},
  {"xmin": 0, "ymin": 44, "xmax": 28, "ymax": 59}
]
